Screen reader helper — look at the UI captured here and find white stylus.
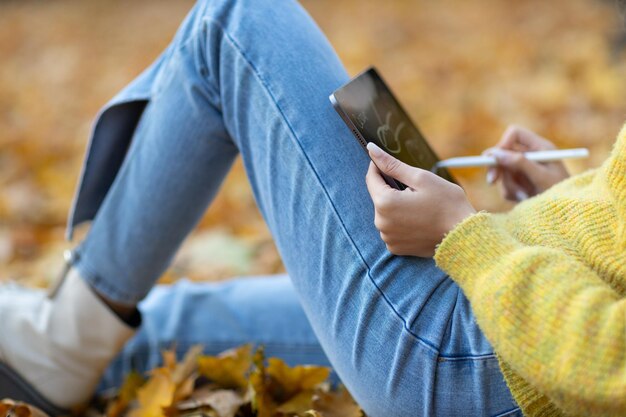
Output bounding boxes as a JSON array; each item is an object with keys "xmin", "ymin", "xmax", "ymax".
[{"xmin": 433, "ymin": 148, "xmax": 589, "ymax": 170}]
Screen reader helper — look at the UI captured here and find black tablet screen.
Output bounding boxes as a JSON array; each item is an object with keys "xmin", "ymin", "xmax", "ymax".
[{"xmin": 332, "ymin": 68, "xmax": 455, "ymax": 183}]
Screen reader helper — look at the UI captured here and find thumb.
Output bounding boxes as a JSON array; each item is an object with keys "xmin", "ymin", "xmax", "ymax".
[{"xmin": 367, "ymin": 142, "xmax": 418, "ymax": 186}]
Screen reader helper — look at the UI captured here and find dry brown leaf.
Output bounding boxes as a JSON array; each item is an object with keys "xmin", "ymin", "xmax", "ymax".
[
  {"xmin": 172, "ymin": 345, "xmax": 204, "ymax": 402},
  {"xmin": 173, "ymin": 345, "xmax": 204, "ymax": 385},
  {"xmin": 197, "ymin": 345, "xmax": 252, "ymax": 390},
  {"xmin": 0, "ymin": 400, "xmax": 49, "ymax": 417},
  {"xmin": 171, "ymin": 409, "xmax": 218, "ymax": 417},
  {"xmin": 128, "ymin": 369, "xmax": 176, "ymax": 417},
  {"xmin": 311, "ymin": 387, "xmax": 362, "ymax": 417},
  {"xmin": 173, "ymin": 388, "xmax": 244, "ymax": 417}
]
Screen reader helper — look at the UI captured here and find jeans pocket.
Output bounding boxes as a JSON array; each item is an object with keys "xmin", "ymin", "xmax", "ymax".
[{"xmin": 434, "ymin": 355, "xmax": 520, "ymax": 416}]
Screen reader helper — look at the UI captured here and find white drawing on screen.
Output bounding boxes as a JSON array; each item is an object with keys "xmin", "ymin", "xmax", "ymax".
[
  {"xmin": 377, "ymin": 112, "xmax": 403, "ymax": 154},
  {"xmin": 355, "ymin": 111, "xmax": 367, "ymax": 129}
]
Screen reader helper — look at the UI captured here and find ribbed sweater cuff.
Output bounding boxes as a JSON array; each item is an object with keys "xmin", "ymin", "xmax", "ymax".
[{"xmin": 434, "ymin": 211, "xmax": 520, "ymax": 296}]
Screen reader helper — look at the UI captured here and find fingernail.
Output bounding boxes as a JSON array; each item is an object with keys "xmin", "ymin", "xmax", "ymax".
[
  {"xmin": 491, "ymin": 149, "xmax": 508, "ymax": 159},
  {"xmin": 515, "ymin": 190, "xmax": 529, "ymax": 201},
  {"xmin": 492, "ymin": 149, "xmax": 514, "ymax": 165},
  {"xmin": 367, "ymin": 142, "xmax": 384, "ymax": 159},
  {"xmin": 486, "ymin": 169, "xmax": 496, "ymax": 184}
]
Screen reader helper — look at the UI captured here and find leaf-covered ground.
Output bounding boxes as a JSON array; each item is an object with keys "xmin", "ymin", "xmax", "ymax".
[
  {"xmin": 1, "ymin": 345, "xmax": 363, "ymax": 417},
  {"xmin": 2, "ymin": 0, "xmax": 626, "ymax": 415}
]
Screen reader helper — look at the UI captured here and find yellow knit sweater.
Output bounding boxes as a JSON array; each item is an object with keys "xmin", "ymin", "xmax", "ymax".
[{"xmin": 434, "ymin": 127, "xmax": 626, "ymax": 417}]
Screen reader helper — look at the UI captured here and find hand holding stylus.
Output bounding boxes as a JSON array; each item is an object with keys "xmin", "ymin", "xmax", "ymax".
[
  {"xmin": 435, "ymin": 148, "xmax": 588, "ymax": 170},
  {"xmin": 481, "ymin": 125, "xmax": 571, "ymax": 202}
]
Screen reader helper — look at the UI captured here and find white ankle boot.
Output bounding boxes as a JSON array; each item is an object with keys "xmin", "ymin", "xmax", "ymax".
[{"xmin": 0, "ymin": 263, "xmax": 137, "ymax": 414}]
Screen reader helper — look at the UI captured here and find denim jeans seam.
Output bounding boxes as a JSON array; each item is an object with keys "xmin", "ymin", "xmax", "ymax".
[
  {"xmin": 405, "ymin": 274, "xmax": 458, "ymax": 341},
  {"xmin": 436, "ymin": 353, "xmax": 497, "ymax": 361},
  {"xmin": 492, "ymin": 406, "xmax": 522, "ymax": 417},
  {"xmin": 201, "ymin": 15, "xmax": 440, "ymax": 356}
]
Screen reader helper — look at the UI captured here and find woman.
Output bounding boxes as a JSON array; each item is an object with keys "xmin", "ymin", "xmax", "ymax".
[{"xmin": 0, "ymin": 0, "xmax": 623, "ymax": 415}]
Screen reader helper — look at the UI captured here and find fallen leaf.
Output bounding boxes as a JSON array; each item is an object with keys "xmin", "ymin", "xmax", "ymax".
[
  {"xmin": 249, "ymin": 346, "xmax": 275, "ymax": 417},
  {"xmin": 266, "ymin": 358, "xmax": 330, "ymax": 403},
  {"xmin": 248, "ymin": 348, "xmax": 331, "ymax": 416},
  {"xmin": 106, "ymin": 370, "xmax": 146, "ymax": 417},
  {"xmin": 274, "ymin": 390, "xmax": 314, "ymax": 415},
  {"xmin": 173, "ymin": 345, "xmax": 204, "ymax": 385},
  {"xmin": 173, "ymin": 388, "xmax": 244, "ymax": 417},
  {"xmin": 174, "ymin": 377, "xmax": 197, "ymax": 404},
  {"xmin": 311, "ymin": 387, "xmax": 362, "ymax": 417},
  {"xmin": 162, "ymin": 349, "xmax": 178, "ymax": 371},
  {"xmin": 128, "ymin": 369, "xmax": 176, "ymax": 417},
  {"xmin": 197, "ymin": 345, "xmax": 252, "ymax": 390},
  {"xmin": 0, "ymin": 400, "xmax": 49, "ymax": 417},
  {"xmin": 173, "ymin": 345, "xmax": 204, "ymax": 401}
]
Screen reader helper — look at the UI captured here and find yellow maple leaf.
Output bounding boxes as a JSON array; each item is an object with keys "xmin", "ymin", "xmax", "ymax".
[
  {"xmin": 266, "ymin": 358, "xmax": 330, "ymax": 403},
  {"xmin": 197, "ymin": 344, "xmax": 252, "ymax": 390},
  {"xmin": 106, "ymin": 370, "xmax": 146, "ymax": 417},
  {"xmin": 128, "ymin": 369, "xmax": 176, "ymax": 417}
]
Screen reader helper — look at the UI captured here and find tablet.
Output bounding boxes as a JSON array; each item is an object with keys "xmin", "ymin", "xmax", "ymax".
[{"xmin": 330, "ymin": 67, "xmax": 456, "ymax": 188}]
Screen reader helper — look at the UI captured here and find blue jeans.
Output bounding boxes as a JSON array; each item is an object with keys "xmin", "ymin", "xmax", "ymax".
[{"xmin": 70, "ymin": 0, "xmax": 521, "ymax": 415}]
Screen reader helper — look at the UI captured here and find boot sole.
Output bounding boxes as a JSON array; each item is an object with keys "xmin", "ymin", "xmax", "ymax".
[{"xmin": 0, "ymin": 362, "xmax": 69, "ymax": 416}]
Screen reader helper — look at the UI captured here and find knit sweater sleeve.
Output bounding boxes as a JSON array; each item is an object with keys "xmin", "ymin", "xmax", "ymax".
[
  {"xmin": 434, "ymin": 210, "xmax": 626, "ymax": 416},
  {"xmin": 606, "ymin": 130, "xmax": 626, "ymax": 249}
]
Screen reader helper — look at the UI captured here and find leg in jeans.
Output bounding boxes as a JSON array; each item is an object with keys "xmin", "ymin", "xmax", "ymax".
[
  {"xmin": 98, "ymin": 275, "xmax": 333, "ymax": 391},
  {"xmin": 72, "ymin": 0, "xmax": 520, "ymax": 415}
]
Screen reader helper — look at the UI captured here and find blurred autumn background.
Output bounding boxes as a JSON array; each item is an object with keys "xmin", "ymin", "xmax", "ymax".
[{"xmin": 1, "ymin": 0, "xmax": 626, "ymax": 289}]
